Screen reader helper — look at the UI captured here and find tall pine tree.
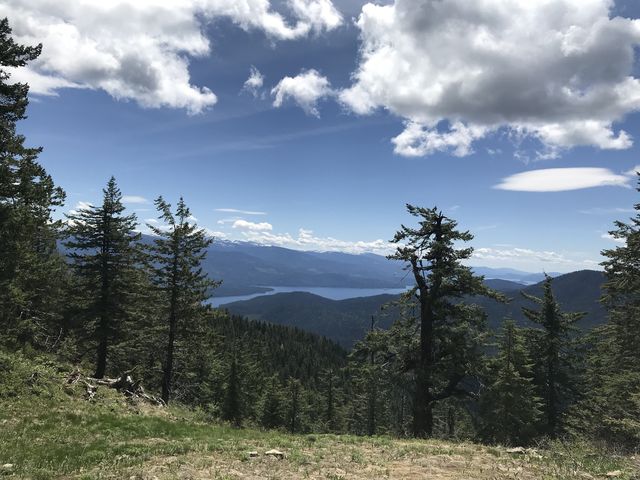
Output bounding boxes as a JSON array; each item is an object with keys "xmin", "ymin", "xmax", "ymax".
[
  {"xmin": 0, "ymin": 18, "xmax": 66, "ymax": 344},
  {"xmin": 477, "ymin": 319, "xmax": 542, "ymax": 445},
  {"xmin": 580, "ymin": 174, "xmax": 640, "ymax": 446},
  {"xmin": 388, "ymin": 205, "xmax": 498, "ymax": 437},
  {"xmin": 522, "ymin": 275, "xmax": 584, "ymax": 437},
  {"xmin": 65, "ymin": 177, "xmax": 141, "ymax": 378},
  {"xmin": 146, "ymin": 196, "xmax": 219, "ymax": 403}
]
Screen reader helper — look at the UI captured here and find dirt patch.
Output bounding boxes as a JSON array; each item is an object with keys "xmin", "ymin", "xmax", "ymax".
[{"xmin": 103, "ymin": 439, "xmax": 579, "ymax": 480}]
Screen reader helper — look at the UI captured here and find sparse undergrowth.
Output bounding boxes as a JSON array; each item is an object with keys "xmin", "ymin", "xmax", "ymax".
[{"xmin": 1, "ymin": 351, "xmax": 637, "ymax": 480}]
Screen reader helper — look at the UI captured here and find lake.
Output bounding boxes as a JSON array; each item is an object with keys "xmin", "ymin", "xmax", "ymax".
[{"xmin": 208, "ymin": 286, "xmax": 410, "ymax": 308}]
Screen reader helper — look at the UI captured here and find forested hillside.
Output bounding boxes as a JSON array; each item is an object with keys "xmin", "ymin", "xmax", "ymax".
[{"xmin": 223, "ymin": 270, "xmax": 606, "ymax": 347}]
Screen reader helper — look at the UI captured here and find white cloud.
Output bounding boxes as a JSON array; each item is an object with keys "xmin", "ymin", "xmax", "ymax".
[
  {"xmin": 215, "ymin": 208, "xmax": 266, "ymax": 215},
  {"xmin": 494, "ymin": 167, "xmax": 631, "ymax": 192},
  {"xmin": 271, "ymin": 69, "xmax": 333, "ymax": 116},
  {"xmin": 601, "ymin": 233, "xmax": 625, "ymax": 244},
  {"xmin": 202, "ymin": 228, "xmax": 227, "ymax": 238},
  {"xmin": 392, "ymin": 121, "xmax": 487, "ymax": 157},
  {"xmin": 625, "ymin": 165, "xmax": 640, "ymax": 176},
  {"xmin": 471, "ymin": 246, "xmax": 600, "ymax": 271},
  {"xmin": 232, "ymin": 219, "xmax": 274, "ymax": 231},
  {"xmin": 4, "ymin": 0, "xmax": 342, "ymax": 113},
  {"xmin": 340, "ymin": 0, "xmax": 640, "ymax": 156},
  {"xmin": 122, "ymin": 195, "xmax": 149, "ymax": 204},
  {"xmin": 242, "ymin": 66, "xmax": 264, "ymax": 97},
  {"xmin": 239, "ymin": 227, "xmax": 395, "ymax": 255},
  {"xmin": 579, "ymin": 207, "xmax": 635, "ymax": 215},
  {"xmin": 68, "ymin": 201, "xmax": 93, "ymax": 215},
  {"xmin": 289, "ymin": 0, "xmax": 343, "ymax": 32}
]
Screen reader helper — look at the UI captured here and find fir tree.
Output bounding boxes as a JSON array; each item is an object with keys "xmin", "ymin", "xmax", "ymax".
[
  {"xmin": 349, "ymin": 318, "xmax": 388, "ymax": 436},
  {"xmin": 64, "ymin": 177, "xmax": 140, "ymax": 378},
  {"xmin": 388, "ymin": 204, "xmax": 499, "ymax": 438},
  {"xmin": 223, "ymin": 355, "xmax": 243, "ymax": 427},
  {"xmin": 522, "ymin": 275, "xmax": 584, "ymax": 437},
  {"xmin": 285, "ymin": 377, "xmax": 303, "ymax": 433},
  {"xmin": 0, "ymin": 18, "xmax": 66, "ymax": 343},
  {"xmin": 145, "ymin": 196, "xmax": 219, "ymax": 403},
  {"xmin": 259, "ymin": 376, "xmax": 285, "ymax": 429},
  {"xmin": 477, "ymin": 319, "xmax": 543, "ymax": 445},
  {"xmin": 580, "ymin": 175, "xmax": 640, "ymax": 446}
]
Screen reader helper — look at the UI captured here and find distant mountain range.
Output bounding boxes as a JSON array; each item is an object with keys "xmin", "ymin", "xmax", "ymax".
[
  {"xmin": 203, "ymin": 241, "xmax": 411, "ymax": 295},
  {"xmin": 221, "ymin": 270, "xmax": 606, "ymax": 348},
  {"xmin": 199, "ymin": 240, "xmax": 560, "ymax": 296}
]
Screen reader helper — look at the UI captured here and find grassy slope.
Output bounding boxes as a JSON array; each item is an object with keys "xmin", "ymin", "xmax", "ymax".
[{"xmin": 1, "ymin": 351, "xmax": 637, "ymax": 480}]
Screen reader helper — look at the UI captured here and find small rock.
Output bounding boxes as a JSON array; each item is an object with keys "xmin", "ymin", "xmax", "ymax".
[
  {"xmin": 265, "ymin": 449, "xmax": 285, "ymax": 459},
  {"xmin": 506, "ymin": 447, "xmax": 526, "ymax": 454},
  {"xmin": 2, "ymin": 464, "xmax": 14, "ymax": 470},
  {"xmin": 248, "ymin": 451, "xmax": 259, "ymax": 458},
  {"xmin": 606, "ymin": 471, "xmax": 623, "ymax": 478}
]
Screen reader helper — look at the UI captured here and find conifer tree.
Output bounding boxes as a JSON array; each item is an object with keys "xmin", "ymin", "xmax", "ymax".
[
  {"xmin": 259, "ymin": 376, "xmax": 285, "ymax": 429},
  {"xmin": 285, "ymin": 377, "xmax": 303, "ymax": 433},
  {"xmin": 349, "ymin": 319, "xmax": 388, "ymax": 436},
  {"xmin": 65, "ymin": 177, "xmax": 141, "ymax": 378},
  {"xmin": 388, "ymin": 205, "xmax": 498, "ymax": 438},
  {"xmin": 0, "ymin": 18, "xmax": 66, "ymax": 342},
  {"xmin": 522, "ymin": 275, "xmax": 584, "ymax": 437},
  {"xmin": 580, "ymin": 175, "xmax": 640, "ymax": 446},
  {"xmin": 477, "ymin": 319, "xmax": 542, "ymax": 445},
  {"xmin": 223, "ymin": 355, "xmax": 243, "ymax": 427},
  {"xmin": 145, "ymin": 196, "xmax": 219, "ymax": 403}
]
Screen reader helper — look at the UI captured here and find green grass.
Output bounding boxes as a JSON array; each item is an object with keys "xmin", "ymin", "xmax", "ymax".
[{"xmin": 1, "ymin": 350, "xmax": 637, "ymax": 479}]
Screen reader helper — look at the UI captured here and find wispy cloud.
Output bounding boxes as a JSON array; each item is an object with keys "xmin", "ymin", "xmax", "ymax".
[
  {"xmin": 494, "ymin": 168, "xmax": 631, "ymax": 192},
  {"xmin": 579, "ymin": 207, "xmax": 635, "ymax": 215},
  {"xmin": 471, "ymin": 246, "xmax": 600, "ymax": 271},
  {"xmin": 601, "ymin": 233, "xmax": 625, "ymax": 245},
  {"xmin": 243, "ymin": 66, "xmax": 264, "ymax": 98},
  {"xmin": 215, "ymin": 208, "xmax": 267, "ymax": 215},
  {"xmin": 122, "ymin": 195, "xmax": 149, "ymax": 204}
]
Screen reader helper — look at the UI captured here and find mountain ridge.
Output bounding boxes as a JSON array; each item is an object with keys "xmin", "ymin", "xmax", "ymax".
[{"xmin": 221, "ymin": 270, "xmax": 606, "ymax": 347}]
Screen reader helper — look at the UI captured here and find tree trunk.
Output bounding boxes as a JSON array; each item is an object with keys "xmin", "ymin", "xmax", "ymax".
[
  {"xmin": 161, "ymin": 311, "xmax": 176, "ymax": 404},
  {"xmin": 162, "ymin": 247, "xmax": 179, "ymax": 404},
  {"xmin": 414, "ymin": 297, "xmax": 434, "ymax": 437}
]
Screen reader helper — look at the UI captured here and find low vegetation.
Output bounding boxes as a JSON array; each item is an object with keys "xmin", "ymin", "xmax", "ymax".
[{"xmin": 1, "ymin": 351, "xmax": 637, "ymax": 480}]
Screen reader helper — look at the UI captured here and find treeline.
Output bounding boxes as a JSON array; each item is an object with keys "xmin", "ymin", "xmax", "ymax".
[{"xmin": 1, "ymin": 18, "xmax": 639, "ymax": 448}]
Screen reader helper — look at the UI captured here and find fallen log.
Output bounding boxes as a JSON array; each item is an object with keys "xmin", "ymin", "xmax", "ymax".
[{"xmin": 74, "ymin": 368, "xmax": 165, "ymax": 406}]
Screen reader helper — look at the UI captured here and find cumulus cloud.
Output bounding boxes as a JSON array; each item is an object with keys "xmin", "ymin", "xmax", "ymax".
[
  {"xmin": 494, "ymin": 167, "xmax": 631, "ymax": 192},
  {"xmin": 242, "ymin": 66, "xmax": 264, "ymax": 97},
  {"xmin": 122, "ymin": 195, "xmax": 149, "ymax": 204},
  {"xmin": 392, "ymin": 121, "xmax": 487, "ymax": 157},
  {"xmin": 3, "ymin": 0, "xmax": 342, "ymax": 113},
  {"xmin": 232, "ymin": 219, "xmax": 274, "ymax": 231},
  {"xmin": 271, "ymin": 69, "xmax": 333, "ymax": 116},
  {"xmin": 340, "ymin": 0, "xmax": 640, "ymax": 156},
  {"xmin": 215, "ymin": 208, "xmax": 266, "ymax": 215}
]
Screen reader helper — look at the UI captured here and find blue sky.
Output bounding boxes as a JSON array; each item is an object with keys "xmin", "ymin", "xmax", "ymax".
[{"xmin": 7, "ymin": 0, "xmax": 640, "ymax": 272}]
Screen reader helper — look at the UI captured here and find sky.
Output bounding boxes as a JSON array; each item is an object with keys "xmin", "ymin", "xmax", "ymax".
[{"xmin": 5, "ymin": 0, "xmax": 640, "ymax": 272}]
